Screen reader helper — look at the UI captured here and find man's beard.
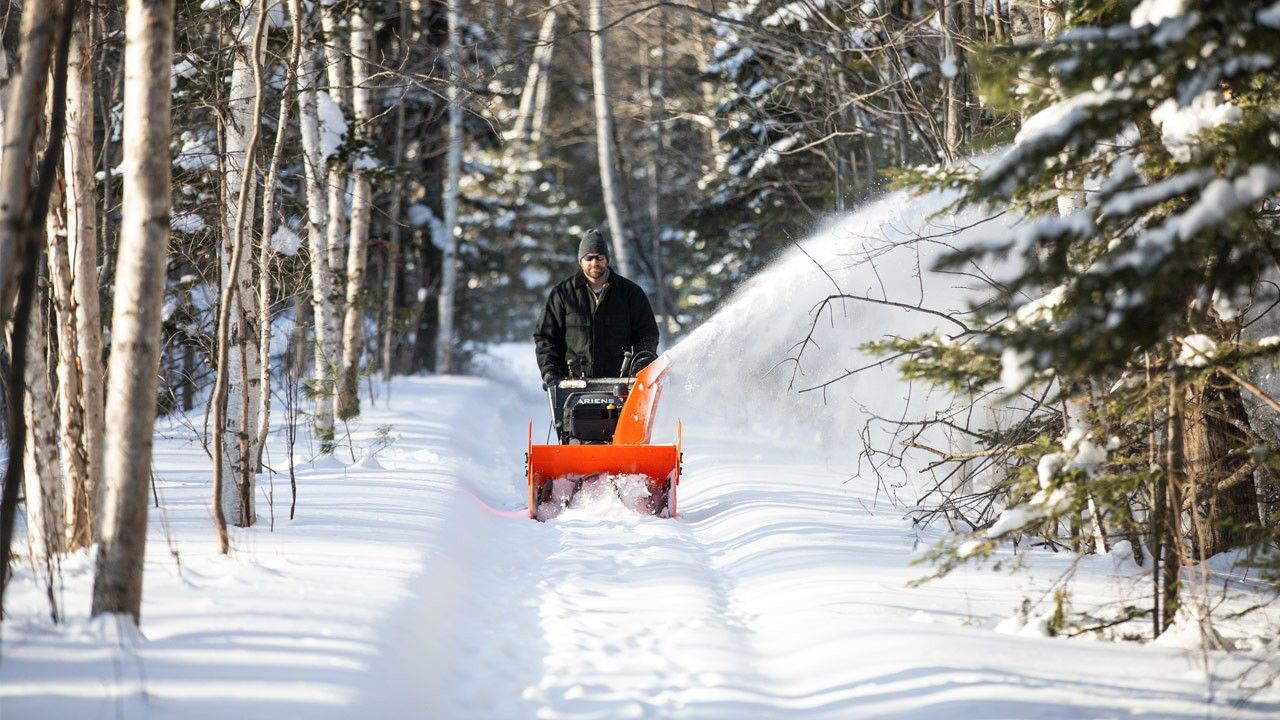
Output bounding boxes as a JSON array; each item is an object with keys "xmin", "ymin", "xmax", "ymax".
[{"xmin": 584, "ymin": 265, "xmax": 608, "ymax": 282}]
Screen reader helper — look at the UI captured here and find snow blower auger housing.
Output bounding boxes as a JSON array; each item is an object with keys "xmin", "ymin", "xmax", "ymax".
[{"xmin": 526, "ymin": 353, "xmax": 682, "ymax": 521}]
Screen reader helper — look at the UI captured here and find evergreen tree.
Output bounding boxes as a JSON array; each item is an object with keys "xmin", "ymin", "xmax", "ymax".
[{"xmin": 887, "ymin": 0, "xmax": 1280, "ymax": 633}]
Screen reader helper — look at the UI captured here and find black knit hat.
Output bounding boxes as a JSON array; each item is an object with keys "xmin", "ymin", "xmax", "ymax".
[{"xmin": 578, "ymin": 228, "xmax": 609, "ymax": 260}]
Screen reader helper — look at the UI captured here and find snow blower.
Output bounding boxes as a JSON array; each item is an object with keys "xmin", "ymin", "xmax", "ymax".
[{"xmin": 525, "ymin": 352, "xmax": 682, "ymax": 521}]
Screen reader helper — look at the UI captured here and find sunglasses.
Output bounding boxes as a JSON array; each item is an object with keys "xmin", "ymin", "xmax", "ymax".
[{"xmin": 582, "ymin": 254, "xmax": 607, "ymax": 262}]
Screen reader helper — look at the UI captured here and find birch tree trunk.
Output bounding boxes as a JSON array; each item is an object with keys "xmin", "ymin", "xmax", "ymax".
[
  {"xmin": 255, "ymin": 0, "xmax": 304, "ymax": 469},
  {"xmin": 337, "ymin": 1, "xmax": 376, "ymax": 416},
  {"xmin": 220, "ymin": 0, "xmax": 264, "ymax": 526},
  {"xmin": 62, "ymin": 3, "xmax": 104, "ymax": 550},
  {"xmin": 47, "ymin": 183, "xmax": 93, "ymax": 550},
  {"xmin": 321, "ymin": 1, "xmax": 350, "ymax": 422},
  {"xmin": 530, "ymin": 48, "xmax": 553, "ymax": 147},
  {"xmin": 512, "ymin": 8, "xmax": 556, "ymax": 146},
  {"xmin": 940, "ymin": 0, "xmax": 965, "ymax": 162},
  {"xmin": 210, "ymin": 0, "xmax": 268, "ymax": 550},
  {"xmin": 0, "ymin": 0, "xmax": 72, "ymax": 620},
  {"xmin": 646, "ymin": 13, "xmax": 669, "ymax": 323},
  {"xmin": 23, "ymin": 298, "xmax": 66, "ymax": 559},
  {"xmin": 588, "ymin": 0, "xmax": 631, "ymax": 276},
  {"xmin": 1042, "ymin": 1, "xmax": 1065, "ymax": 40},
  {"xmin": 91, "ymin": 0, "xmax": 174, "ymax": 621},
  {"xmin": 1030, "ymin": 1, "xmax": 1083, "ymax": 216},
  {"xmin": 434, "ymin": 0, "xmax": 463, "ymax": 374},
  {"xmin": 321, "ymin": 1, "xmax": 350, "ymax": 293},
  {"xmin": 295, "ymin": 20, "xmax": 339, "ymax": 449}
]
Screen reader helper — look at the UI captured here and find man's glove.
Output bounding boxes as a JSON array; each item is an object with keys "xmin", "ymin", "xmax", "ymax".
[{"xmin": 542, "ymin": 372, "xmax": 563, "ymax": 390}]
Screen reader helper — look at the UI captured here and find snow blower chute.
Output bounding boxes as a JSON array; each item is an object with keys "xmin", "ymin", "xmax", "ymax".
[{"xmin": 526, "ymin": 353, "xmax": 681, "ymax": 521}]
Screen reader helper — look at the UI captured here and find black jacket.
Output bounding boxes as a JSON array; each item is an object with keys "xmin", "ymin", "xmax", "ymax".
[{"xmin": 534, "ymin": 270, "xmax": 660, "ymax": 381}]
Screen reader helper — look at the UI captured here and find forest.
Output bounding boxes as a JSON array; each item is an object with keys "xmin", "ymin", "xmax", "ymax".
[{"xmin": 1, "ymin": 0, "xmax": 1279, "ymax": 705}]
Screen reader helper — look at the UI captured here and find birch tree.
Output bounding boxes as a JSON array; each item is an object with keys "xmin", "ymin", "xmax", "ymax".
[
  {"xmin": 645, "ymin": 9, "xmax": 670, "ymax": 323},
  {"xmin": 23, "ymin": 299, "xmax": 66, "ymax": 559},
  {"xmin": 212, "ymin": 0, "xmax": 268, "ymax": 537},
  {"xmin": 588, "ymin": 0, "xmax": 631, "ymax": 276},
  {"xmin": 321, "ymin": 0, "xmax": 351, "ymax": 423},
  {"xmin": 0, "ymin": 0, "xmax": 71, "ymax": 620},
  {"xmin": 218, "ymin": 0, "xmax": 265, "ymax": 526},
  {"xmin": 435, "ymin": 0, "xmax": 463, "ymax": 374},
  {"xmin": 511, "ymin": 7, "xmax": 556, "ymax": 148},
  {"xmin": 337, "ymin": 0, "xmax": 376, "ymax": 415},
  {"xmin": 92, "ymin": 0, "xmax": 174, "ymax": 621},
  {"xmin": 256, "ymin": 0, "xmax": 305, "ymax": 469},
  {"xmin": 940, "ymin": 0, "xmax": 966, "ymax": 162},
  {"xmin": 60, "ymin": 1, "xmax": 105, "ymax": 550},
  {"xmin": 294, "ymin": 1, "xmax": 340, "ymax": 448}
]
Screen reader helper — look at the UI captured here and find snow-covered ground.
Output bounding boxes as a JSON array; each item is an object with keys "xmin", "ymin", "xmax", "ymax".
[{"xmin": 4, "ymin": 192, "xmax": 1279, "ymax": 718}]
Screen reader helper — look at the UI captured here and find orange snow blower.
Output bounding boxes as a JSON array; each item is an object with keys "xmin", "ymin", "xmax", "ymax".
[{"xmin": 526, "ymin": 352, "xmax": 681, "ymax": 520}]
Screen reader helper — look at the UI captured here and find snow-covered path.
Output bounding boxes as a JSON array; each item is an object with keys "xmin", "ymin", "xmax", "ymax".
[
  {"xmin": 4, "ymin": 360, "xmax": 1278, "ymax": 719},
  {"xmin": 360, "ymin": 358, "xmax": 1279, "ymax": 719}
]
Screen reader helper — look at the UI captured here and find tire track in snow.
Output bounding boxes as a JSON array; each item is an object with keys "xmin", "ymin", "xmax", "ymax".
[{"xmin": 521, "ymin": 505, "xmax": 772, "ymax": 719}]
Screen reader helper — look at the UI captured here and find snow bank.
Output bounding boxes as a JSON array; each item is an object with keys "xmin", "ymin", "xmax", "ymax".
[{"xmin": 661, "ymin": 187, "xmax": 1013, "ymax": 493}]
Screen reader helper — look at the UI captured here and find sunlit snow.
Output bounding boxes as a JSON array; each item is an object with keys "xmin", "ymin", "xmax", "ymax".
[{"xmin": 4, "ymin": 189, "xmax": 1277, "ymax": 720}]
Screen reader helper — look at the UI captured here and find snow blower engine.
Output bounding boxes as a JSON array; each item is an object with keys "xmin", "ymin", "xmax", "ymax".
[
  {"xmin": 526, "ymin": 351, "xmax": 682, "ymax": 521},
  {"xmin": 548, "ymin": 351, "xmax": 654, "ymax": 444}
]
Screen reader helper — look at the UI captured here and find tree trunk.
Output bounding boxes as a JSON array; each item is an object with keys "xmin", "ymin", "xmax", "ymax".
[
  {"xmin": 337, "ymin": 0, "xmax": 376, "ymax": 415},
  {"xmin": 320, "ymin": 1, "xmax": 349, "ymax": 295},
  {"xmin": 512, "ymin": 7, "xmax": 557, "ymax": 146},
  {"xmin": 530, "ymin": 47, "xmax": 553, "ymax": 148},
  {"xmin": 255, "ymin": 0, "xmax": 304, "ymax": 470},
  {"xmin": 47, "ymin": 180, "xmax": 93, "ymax": 550},
  {"xmin": 588, "ymin": 0, "xmax": 631, "ymax": 276},
  {"xmin": 223, "ymin": 0, "xmax": 267, "ymax": 525},
  {"xmin": 1062, "ymin": 392, "xmax": 1107, "ymax": 554},
  {"xmin": 0, "ymin": 0, "xmax": 62, "ymax": 331},
  {"xmin": 1183, "ymin": 372, "xmax": 1259, "ymax": 557},
  {"xmin": 1041, "ymin": 0, "xmax": 1065, "ymax": 40},
  {"xmin": 213, "ymin": 0, "xmax": 268, "ymax": 540},
  {"xmin": 1160, "ymin": 366, "xmax": 1186, "ymax": 633},
  {"xmin": 23, "ymin": 297, "xmax": 66, "ymax": 559},
  {"xmin": 941, "ymin": 0, "xmax": 965, "ymax": 161},
  {"xmin": 382, "ymin": 0, "xmax": 410, "ymax": 386},
  {"xmin": 91, "ymin": 0, "xmax": 174, "ymax": 622},
  {"xmin": 294, "ymin": 17, "xmax": 339, "ymax": 450},
  {"xmin": 646, "ymin": 13, "xmax": 669, "ymax": 323},
  {"xmin": 434, "ymin": 0, "xmax": 463, "ymax": 374},
  {"xmin": 321, "ymin": 1, "xmax": 350, "ymax": 422},
  {"xmin": 992, "ymin": 0, "xmax": 1009, "ymax": 43},
  {"xmin": 0, "ymin": 0, "xmax": 73, "ymax": 621},
  {"xmin": 62, "ymin": 3, "xmax": 104, "ymax": 550}
]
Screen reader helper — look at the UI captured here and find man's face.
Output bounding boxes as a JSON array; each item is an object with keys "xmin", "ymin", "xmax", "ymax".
[{"xmin": 580, "ymin": 253, "xmax": 609, "ymax": 281}]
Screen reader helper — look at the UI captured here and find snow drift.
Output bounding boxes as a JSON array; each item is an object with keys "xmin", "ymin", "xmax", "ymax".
[{"xmin": 661, "ymin": 187, "xmax": 1012, "ymax": 491}]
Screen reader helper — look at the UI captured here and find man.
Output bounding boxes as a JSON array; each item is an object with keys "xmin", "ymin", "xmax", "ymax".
[{"xmin": 534, "ymin": 228, "xmax": 660, "ymax": 386}]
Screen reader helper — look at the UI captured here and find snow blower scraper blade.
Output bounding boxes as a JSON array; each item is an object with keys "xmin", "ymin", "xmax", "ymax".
[{"xmin": 525, "ymin": 354, "xmax": 682, "ymax": 521}]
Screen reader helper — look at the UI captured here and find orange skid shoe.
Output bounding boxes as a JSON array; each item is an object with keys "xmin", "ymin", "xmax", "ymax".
[{"xmin": 526, "ymin": 438, "xmax": 681, "ymax": 519}]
